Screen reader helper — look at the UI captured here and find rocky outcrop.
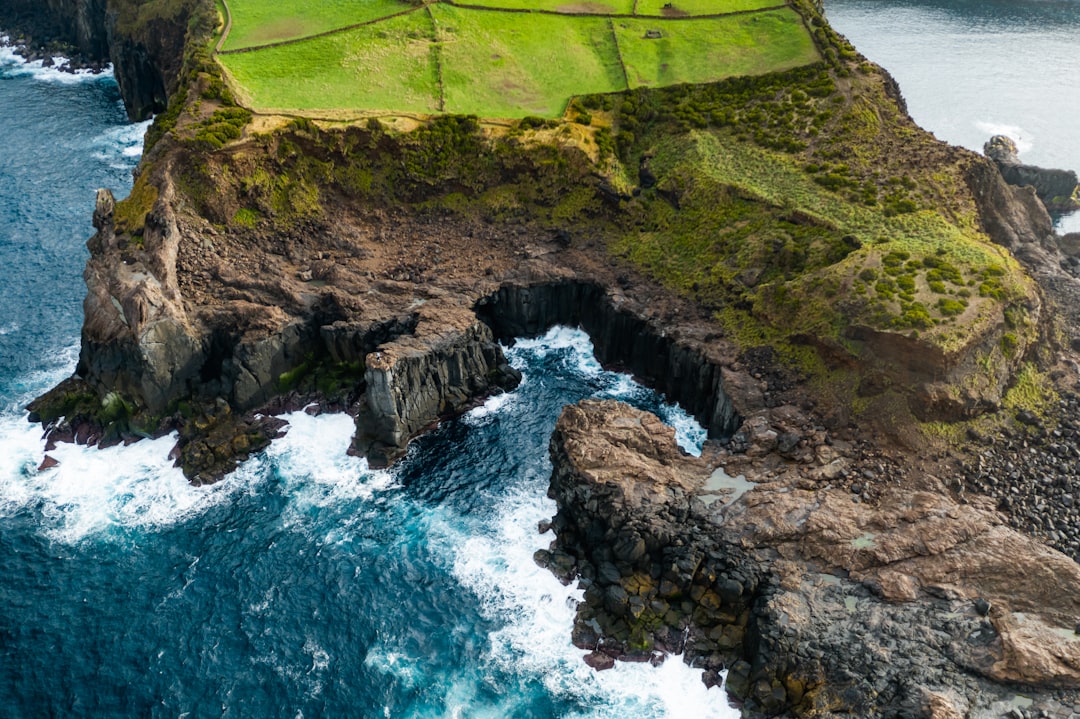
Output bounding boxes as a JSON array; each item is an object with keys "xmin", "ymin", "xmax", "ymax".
[
  {"xmin": 477, "ymin": 281, "xmax": 743, "ymax": 438},
  {"xmin": 354, "ymin": 306, "xmax": 520, "ymax": 466},
  {"xmin": 544, "ymin": 399, "xmax": 1080, "ymax": 716},
  {"xmin": 965, "ymin": 154, "xmax": 1055, "ymax": 251},
  {"xmin": 985, "ymin": 135, "xmax": 1080, "ymax": 213}
]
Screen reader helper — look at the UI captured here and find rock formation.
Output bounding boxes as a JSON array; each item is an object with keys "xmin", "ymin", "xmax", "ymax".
[
  {"xmin": 544, "ymin": 399, "xmax": 1080, "ymax": 716},
  {"xmin": 985, "ymin": 135, "xmax": 1080, "ymax": 213},
  {"xmin": 0, "ymin": 0, "xmax": 190, "ymax": 119}
]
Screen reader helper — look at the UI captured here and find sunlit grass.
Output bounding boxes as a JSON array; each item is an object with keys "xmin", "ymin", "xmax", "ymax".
[
  {"xmin": 613, "ymin": 10, "xmax": 818, "ymax": 89},
  {"xmin": 221, "ymin": 0, "xmax": 410, "ymax": 50}
]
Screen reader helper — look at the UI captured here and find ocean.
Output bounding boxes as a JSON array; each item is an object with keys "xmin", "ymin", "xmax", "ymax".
[
  {"xmin": 0, "ymin": 46, "xmax": 735, "ymax": 717},
  {"xmin": 3, "ymin": 1, "xmax": 1079, "ymax": 711},
  {"xmin": 823, "ymin": 0, "xmax": 1080, "ymax": 234}
]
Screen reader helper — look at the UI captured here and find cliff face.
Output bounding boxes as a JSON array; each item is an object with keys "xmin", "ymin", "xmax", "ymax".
[
  {"xmin": 24, "ymin": 0, "xmax": 1063, "ymax": 488},
  {"xmin": 985, "ymin": 135, "xmax": 1080, "ymax": 213},
  {"xmin": 0, "ymin": 0, "xmax": 194, "ymax": 120}
]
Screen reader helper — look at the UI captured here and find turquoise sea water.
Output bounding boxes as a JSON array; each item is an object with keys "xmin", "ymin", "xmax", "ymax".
[
  {"xmin": 0, "ymin": 48, "xmax": 737, "ymax": 717},
  {"xmin": 824, "ymin": 0, "xmax": 1080, "ymax": 233}
]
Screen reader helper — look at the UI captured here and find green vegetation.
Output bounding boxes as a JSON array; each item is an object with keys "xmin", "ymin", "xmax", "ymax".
[
  {"xmin": 221, "ymin": 11, "xmax": 441, "ymax": 114},
  {"xmin": 460, "ymin": 0, "xmax": 635, "ymax": 12},
  {"xmin": 113, "ymin": 172, "xmax": 160, "ymax": 237},
  {"xmin": 216, "ymin": 0, "xmax": 819, "ymax": 118},
  {"xmin": 613, "ymin": 11, "xmax": 817, "ymax": 89},
  {"xmin": 221, "ymin": 0, "xmax": 409, "ymax": 50},
  {"xmin": 434, "ymin": 6, "xmax": 625, "ymax": 117},
  {"xmin": 1002, "ymin": 364, "xmax": 1059, "ymax": 418},
  {"xmin": 137, "ymin": 0, "xmax": 1035, "ymax": 425},
  {"xmin": 635, "ymin": 0, "xmax": 779, "ymax": 15}
]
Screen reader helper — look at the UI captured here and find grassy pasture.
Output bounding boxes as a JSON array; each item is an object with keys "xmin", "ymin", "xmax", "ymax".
[
  {"xmin": 454, "ymin": 0, "xmax": 636, "ymax": 13},
  {"xmin": 433, "ymin": 5, "xmax": 627, "ymax": 117},
  {"xmin": 634, "ymin": 0, "xmax": 781, "ymax": 16},
  {"xmin": 221, "ymin": 0, "xmax": 410, "ymax": 50},
  {"xmin": 614, "ymin": 10, "xmax": 818, "ymax": 88},
  {"xmin": 218, "ymin": 1, "xmax": 819, "ymax": 118},
  {"xmin": 219, "ymin": 12, "xmax": 440, "ymax": 114}
]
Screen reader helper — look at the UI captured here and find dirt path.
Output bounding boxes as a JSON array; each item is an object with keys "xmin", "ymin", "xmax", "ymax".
[{"xmin": 215, "ymin": 0, "xmax": 233, "ymax": 53}]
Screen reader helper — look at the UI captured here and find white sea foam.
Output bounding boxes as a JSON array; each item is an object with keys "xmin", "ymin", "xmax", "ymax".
[
  {"xmin": 507, "ymin": 326, "xmax": 708, "ymax": 455},
  {"xmin": 92, "ymin": 119, "xmax": 152, "ymax": 169},
  {"xmin": 259, "ymin": 411, "xmax": 397, "ymax": 513},
  {"xmin": 0, "ymin": 414, "xmax": 233, "ymax": 544},
  {"xmin": 463, "ymin": 388, "xmax": 518, "ymax": 425},
  {"xmin": 445, "ymin": 489, "xmax": 739, "ymax": 718},
  {"xmin": 508, "ymin": 325, "xmax": 604, "ymax": 377},
  {"xmin": 0, "ymin": 342, "xmax": 232, "ymax": 543},
  {"xmin": 975, "ymin": 121, "xmax": 1034, "ymax": 155},
  {"xmin": 0, "ymin": 41, "xmax": 113, "ymax": 83}
]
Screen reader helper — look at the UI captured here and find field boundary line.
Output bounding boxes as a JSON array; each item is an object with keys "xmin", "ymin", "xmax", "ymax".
[
  {"xmin": 427, "ymin": 6, "xmax": 446, "ymax": 112},
  {"xmin": 607, "ymin": 17, "xmax": 631, "ymax": 91},
  {"xmin": 215, "ymin": 0, "xmax": 233, "ymax": 53},
  {"xmin": 441, "ymin": 1, "xmax": 790, "ymax": 21},
  {"xmin": 216, "ymin": 3, "xmax": 794, "ymax": 56},
  {"xmin": 217, "ymin": 6, "xmax": 425, "ymax": 55}
]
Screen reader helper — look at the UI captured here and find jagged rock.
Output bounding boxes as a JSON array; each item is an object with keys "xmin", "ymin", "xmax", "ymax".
[
  {"xmin": 92, "ymin": 188, "xmax": 114, "ymax": 230},
  {"xmin": 353, "ymin": 306, "xmax": 519, "ymax": 466},
  {"xmin": 545, "ymin": 399, "xmax": 1080, "ymax": 716},
  {"xmin": 985, "ymin": 135, "xmax": 1080, "ymax": 212}
]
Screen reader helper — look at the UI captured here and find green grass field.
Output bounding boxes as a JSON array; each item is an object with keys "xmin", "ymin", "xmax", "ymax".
[
  {"xmin": 433, "ymin": 5, "xmax": 626, "ymax": 116},
  {"xmin": 614, "ymin": 11, "xmax": 819, "ymax": 88},
  {"xmin": 455, "ymin": 0, "xmax": 635, "ymax": 13},
  {"xmin": 217, "ymin": 0, "xmax": 820, "ymax": 118},
  {"xmin": 221, "ymin": 11, "xmax": 440, "ymax": 113},
  {"xmin": 222, "ymin": 0, "xmax": 409, "ymax": 50},
  {"xmin": 634, "ymin": 0, "xmax": 782, "ymax": 16}
]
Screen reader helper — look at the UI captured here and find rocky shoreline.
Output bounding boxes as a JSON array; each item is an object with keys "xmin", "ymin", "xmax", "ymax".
[
  {"xmin": 542, "ymin": 399, "xmax": 1080, "ymax": 717},
  {"xmin": 16, "ymin": 0, "xmax": 1080, "ymax": 714}
]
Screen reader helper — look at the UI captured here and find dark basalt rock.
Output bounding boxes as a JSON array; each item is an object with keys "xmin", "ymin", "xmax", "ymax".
[
  {"xmin": 476, "ymin": 280, "xmax": 742, "ymax": 439},
  {"xmin": 544, "ymin": 399, "xmax": 1080, "ymax": 717},
  {"xmin": 985, "ymin": 135, "xmax": 1080, "ymax": 213},
  {"xmin": 0, "ymin": 0, "xmax": 189, "ymax": 120}
]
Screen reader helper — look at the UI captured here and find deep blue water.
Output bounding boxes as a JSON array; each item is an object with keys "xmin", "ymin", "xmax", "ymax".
[
  {"xmin": 0, "ymin": 48, "xmax": 146, "ymax": 403},
  {"xmin": 824, "ymin": 0, "xmax": 1080, "ymax": 233},
  {"xmin": 0, "ymin": 49, "xmax": 736, "ymax": 717}
]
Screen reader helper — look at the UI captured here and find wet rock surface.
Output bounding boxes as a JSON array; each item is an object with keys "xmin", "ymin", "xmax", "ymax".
[{"xmin": 544, "ymin": 399, "xmax": 1080, "ymax": 717}]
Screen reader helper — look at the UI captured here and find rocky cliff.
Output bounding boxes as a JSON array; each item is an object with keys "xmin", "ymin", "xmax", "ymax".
[
  {"xmin": 544, "ymin": 399, "xmax": 1080, "ymax": 716},
  {"xmin": 0, "ymin": 0, "xmax": 195, "ymax": 119},
  {"xmin": 986, "ymin": 135, "xmax": 1080, "ymax": 213}
]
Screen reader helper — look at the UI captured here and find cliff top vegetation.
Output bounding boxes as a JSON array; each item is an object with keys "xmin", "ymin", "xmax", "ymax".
[{"xmin": 215, "ymin": 0, "xmax": 818, "ymax": 118}]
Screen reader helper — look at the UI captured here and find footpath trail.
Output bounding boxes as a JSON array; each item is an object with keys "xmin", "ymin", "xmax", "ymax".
[{"xmin": 215, "ymin": 0, "xmax": 233, "ymax": 53}]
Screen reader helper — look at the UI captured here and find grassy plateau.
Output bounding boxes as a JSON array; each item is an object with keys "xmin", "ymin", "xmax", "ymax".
[{"xmin": 216, "ymin": 0, "xmax": 820, "ymax": 118}]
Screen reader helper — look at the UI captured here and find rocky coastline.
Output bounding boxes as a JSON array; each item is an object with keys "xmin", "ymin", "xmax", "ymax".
[
  {"xmin": 17, "ymin": 0, "xmax": 1080, "ymax": 714},
  {"xmin": 543, "ymin": 399, "xmax": 1080, "ymax": 717},
  {"xmin": 0, "ymin": 0, "xmax": 188, "ymax": 120},
  {"xmin": 986, "ymin": 135, "xmax": 1080, "ymax": 214}
]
